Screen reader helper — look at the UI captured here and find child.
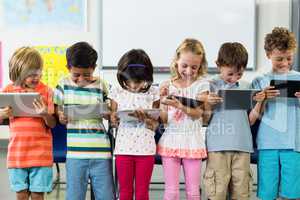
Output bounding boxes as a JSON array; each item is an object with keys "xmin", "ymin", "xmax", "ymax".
[
  {"xmin": 53, "ymin": 42, "xmax": 114, "ymax": 200},
  {"xmin": 158, "ymin": 38, "xmax": 209, "ymax": 200},
  {"xmin": 250, "ymin": 27, "xmax": 300, "ymax": 200},
  {"xmin": 0, "ymin": 47, "xmax": 56, "ymax": 200},
  {"xmin": 203, "ymin": 42, "xmax": 264, "ymax": 200},
  {"xmin": 109, "ymin": 49, "xmax": 159, "ymax": 200}
]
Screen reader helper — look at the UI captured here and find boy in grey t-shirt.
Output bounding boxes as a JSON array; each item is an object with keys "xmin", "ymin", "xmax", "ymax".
[{"xmin": 202, "ymin": 42, "xmax": 264, "ymax": 200}]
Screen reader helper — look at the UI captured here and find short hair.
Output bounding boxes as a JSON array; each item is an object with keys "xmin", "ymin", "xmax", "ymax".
[
  {"xmin": 9, "ymin": 47, "xmax": 43, "ymax": 86},
  {"xmin": 216, "ymin": 42, "xmax": 248, "ymax": 70},
  {"xmin": 66, "ymin": 41, "xmax": 98, "ymax": 68},
  {"xmin": 171, "ymin": 38, "xmax": 207, "ymax": 80},
  {"xmin": 264, "ymin": 27, "xmax": 297, "ymax": 53},
  {"xmin": 117, "ymin": 49, "xmax": 153, "ymax": 92}
]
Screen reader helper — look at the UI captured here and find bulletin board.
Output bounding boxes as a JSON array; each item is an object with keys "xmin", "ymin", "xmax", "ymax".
[{"xmin": 0, "ymin": 0, "xmax": 100, "ymax": 89}]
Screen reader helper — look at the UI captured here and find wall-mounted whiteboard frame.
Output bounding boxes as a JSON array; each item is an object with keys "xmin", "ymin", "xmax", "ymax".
[{"xmin": 102, "ymin": 0, "xmax": 257, "ymax": 72}]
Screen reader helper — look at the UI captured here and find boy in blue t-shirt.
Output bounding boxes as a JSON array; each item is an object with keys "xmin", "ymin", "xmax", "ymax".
[
  {"xmin": 202, "ymin": 42, "xmax": 265, "ymax": 200},
  {"xmin": 250, "ymin": 27, "xmax": 300, "ymax": 200}
]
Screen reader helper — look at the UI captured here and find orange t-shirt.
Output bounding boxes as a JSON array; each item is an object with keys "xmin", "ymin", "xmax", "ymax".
[{"xmin": 3, "ymin": 82, "xmax": 54, "ymax": 168}]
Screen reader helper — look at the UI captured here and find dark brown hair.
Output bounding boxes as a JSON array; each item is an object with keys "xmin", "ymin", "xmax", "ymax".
[
  {"xmin": 216, "ymin": 42, "xmax": 248, "ymax": 70},
  {"xmin": 117, "ymin": 49, "xmax": 153, "ymax": 92}
]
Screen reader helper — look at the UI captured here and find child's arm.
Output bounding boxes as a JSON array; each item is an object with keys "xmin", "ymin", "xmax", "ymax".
[
  {"xmin": 55, "ymin": 105, "xmax": 68, "ymax": 125},
  {"xmin": 109, "ymin": 99, "xmax": 119, "ymax": 128},
  {"xmin": 248, "ymin": 86, "xmax": 279, "ymax": 125},
  {"xmin": 33, "ymin": 97, "xmax": 56, "ymax": 128},
  {"xmin": 197, "ymin": 91, "xmax": 223, "ymax": 125},
  {"xmin": 162, "ymin": 96, "xmax": 203, "ymax": 120}
]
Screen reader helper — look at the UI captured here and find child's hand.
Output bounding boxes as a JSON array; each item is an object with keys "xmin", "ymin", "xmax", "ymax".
[
  {"xmin": 161, "ymin": 96, "xmax": 183, "ymax": 109},
  {"xmin": 110, "ymin": 112, "xmax": 120, "ymax": 127},
  {"xmin": 0, "ymin": 106, "xmax": 13, "ymax": 119},
  {"xmin": 206, "ymin": 93, "xmax": 223, "ymax": 105},
  {"xmin": 33, "ymin": 97, "xmax": 48, "ymax": 116},
  {"xmin": 160, "ymin": 84, "xmax": 169, "ymax": 97},
  {"xmin": 295, "ymin": 91, "xmax": 300, "ymax": 98},
  {"xmin": 57, "ymin": 110, "xmax": 68, "ymax": 125},
  {"xmin": 132, "ymin": 109, "xmax": 159, "ymax": 131},
  {"xmin": 264, "ymin": 86, "xmax": 280, "ymax": 99},
  {"xmin": 253, "ymin": 91, "xmax": 266, "ymax": 102}
]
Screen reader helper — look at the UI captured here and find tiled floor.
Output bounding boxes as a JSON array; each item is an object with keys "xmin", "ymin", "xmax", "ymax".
[{"xmin": 0, "ymin": 149, "xmax": 259, "ymax": 200}]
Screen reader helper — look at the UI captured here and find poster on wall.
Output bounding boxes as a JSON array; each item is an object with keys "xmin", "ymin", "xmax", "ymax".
[
  {"xmin": 1, "ymin": 0, "xmax": 86, "ymax": 30},
  {"xmin": 34, "ymin": 46, "xmax": 69, "ymax": 89}
]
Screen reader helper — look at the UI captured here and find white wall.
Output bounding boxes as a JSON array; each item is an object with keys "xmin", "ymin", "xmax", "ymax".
[
  {"xmin": 100, "ymin": 0, "xmax": 291, "ymax": 86},
  {"xmin": 0, "ymin": 0, "xmax": 292, "ymax": 139}
]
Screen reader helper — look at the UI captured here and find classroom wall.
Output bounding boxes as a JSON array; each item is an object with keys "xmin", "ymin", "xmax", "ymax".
[
  {"xmin": 99, "ymin": 0, "xmax": 291, "ymax": 86},
  {"xmin": 0, "ymin": 0, "xmax": 292, "ymax": 139}
]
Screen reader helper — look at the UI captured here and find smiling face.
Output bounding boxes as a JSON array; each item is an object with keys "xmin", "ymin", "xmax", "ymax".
[
  {"xmin": 69, "ymin": 66, "xmax": 95, "ymax": 87},
  {"xmin": 176, "ymin": 51, "xmax": 202, "ymax": 81},
  {"xmin": 219, "ymin": 65, "xmax": 245, "ymax": 84},
  {"xmin": 22, "ymin": 69, "xmax": 42, "ymax": 89},
  {"xmin": 267, "ymin": 49, "xmax": 294, "ymax": 74}
]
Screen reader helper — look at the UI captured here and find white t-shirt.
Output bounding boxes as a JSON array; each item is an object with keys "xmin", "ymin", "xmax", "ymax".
[{"xmin": 108, "ymin": 85, "xmax": 160, "ymax": 155}]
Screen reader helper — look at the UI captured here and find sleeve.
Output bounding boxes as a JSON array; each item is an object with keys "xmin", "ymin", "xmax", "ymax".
[
  {"xmin": 198, "ymin": 80, "xmax": 210, "ymax": 93},
  {"xmin": 250, "ymin": 77, "xmax": 263, "ymax": 90},
  {"xmin": 107, "ymin": 86, "xmax": 119, "ymax": 102},
  {"xmin": 1, "ymin": 84, "xmax": 11, "ymax": 93},
  {"xmin": 53, "ymin": 79, "xmax": 64, "ymax": 106},
  {"xmin": 151, "ymin": 85, "xmax": 160, "ymax": 102},
  {"xmin": 100, "ymin": 79, "xmax": 110, "ymax": 101}
]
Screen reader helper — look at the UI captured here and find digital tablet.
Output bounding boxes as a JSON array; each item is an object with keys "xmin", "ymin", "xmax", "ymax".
[
  {"xmin": 0, "ymin": 92, "xmax": 41, "ymax": 117},
  {"xmin": 117, "ymin": 109, "xmax": 161, "ymax": 123},
  {"xmin": 63, "ymin": 103, "xmax": 110, "ymax": 120},
  {"xmin": 167, "ymin": 95, "xmax": 202, "ymax": 108},
  {"xmin": 217, "ymin": 89, "xmax": 260, "ymax": 110},
  {"xmin": 270, "ymin": 79, "xmax": 300, "ymax": 98}
]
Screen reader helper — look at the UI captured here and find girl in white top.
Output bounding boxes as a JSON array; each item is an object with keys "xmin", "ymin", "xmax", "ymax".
[
  {"xmin": 158, "ymin": 38, "xmax": 209, "ymax": 200},
  {"xmin": 109, "ymin": 49, "xmax": 159, "ymax": 200}
]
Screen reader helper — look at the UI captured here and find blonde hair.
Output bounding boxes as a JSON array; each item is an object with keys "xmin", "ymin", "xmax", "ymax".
[
  {"xmin": 9, "ymin": 47, "xmax": 43, "ymax": 86},
  {"xmin": 170, "ymin": 38, "xmax": 207, "ymax": 80}
]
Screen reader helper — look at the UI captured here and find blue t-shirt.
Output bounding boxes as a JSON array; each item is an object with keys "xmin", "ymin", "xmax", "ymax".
[
  {"xmin": 251, "ymin": 70, "xmax": 300, "ymax": 151},
  {"xmin": 206, "ymin": 76, "xmax": 253, "ymax": 152}
]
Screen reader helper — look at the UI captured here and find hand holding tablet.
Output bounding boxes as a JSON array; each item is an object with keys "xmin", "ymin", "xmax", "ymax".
[
  {"xmin": 0, "ymin": 92, "xmax": 41, "ymax": 117},
  {"xmin": 217, "ymin": 89, "xmax": 260, "ymax": 110},
  {"xmin": 117, "ymin": 109, "xmax": 161, "ymax": 123},
  {"xmin": 165, "ymin": 95, "xmax": 203, "ymax": 108},
  {"xmin": 270, "ymin": 79, "xmax": 300, "ymax": 98}
]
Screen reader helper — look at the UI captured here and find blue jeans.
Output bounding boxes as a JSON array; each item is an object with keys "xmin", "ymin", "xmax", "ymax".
[{"xmin": 66, "ymin": 158, "xmax": 115, "ymax": 200}]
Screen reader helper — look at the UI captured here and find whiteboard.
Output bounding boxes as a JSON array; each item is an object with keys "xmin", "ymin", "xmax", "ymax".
[{"xmin": 102, "ymin": 0, "xmax": 256, "ymax": 69}]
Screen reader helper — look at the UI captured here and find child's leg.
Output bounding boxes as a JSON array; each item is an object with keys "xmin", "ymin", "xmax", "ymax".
[
  {"xmin": 279, "ymin": 150, "xmax": 300, "ymax": 199},
  {"xmin": 203, "ymin": 152, "xmax": 231, "ymax": 200},
  {"xmin": 89, "ymin": 159, "xmax": 115, "ymax": 200},
  {"xmin": 230, "ymin": 152, "xmax": 251, "ymax": 200},
  {"xmin": 8, "ymin": 168, "xmax": 30, "ymax": 200},
  {"xmin": 162, "ymin": 156, "xmax": 181, "ymax": 200},
  {"xmin": 257, "ymin": 150, "xmax": 280, "ymax": 200},
  {"xmin": 134, "ymin": 155, "xmax": 155, "ymax": 200},
  {"xmin": 16, "ymin": 190, "xmax": 30, "ymax": 200},
  {"xmin": 30, "ymin": 192, "xmax": 44, "ymax": 200},
  {"xmin": 66, "ymin": 159, "xmax": 89, "ymax": 200},
  {"xmin": 116, "ymin": 155, "xmax": 135, "ymax": 200},
  {"xmin": 182, "ymin": 158, "xmax": 201, "ymax": 200}
]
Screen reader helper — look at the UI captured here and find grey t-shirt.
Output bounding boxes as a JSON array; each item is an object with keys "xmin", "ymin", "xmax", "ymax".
[{"xmin": 206, "ymin": 76, "xmax": 254, "ymax": 152}]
